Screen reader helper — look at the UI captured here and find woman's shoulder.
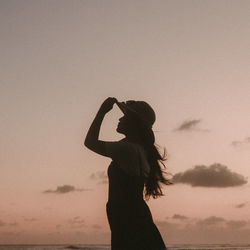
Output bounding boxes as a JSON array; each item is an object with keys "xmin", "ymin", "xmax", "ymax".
[{"xmin": 105, "ymin": 139, "xmax": 150, "ymax": 176}]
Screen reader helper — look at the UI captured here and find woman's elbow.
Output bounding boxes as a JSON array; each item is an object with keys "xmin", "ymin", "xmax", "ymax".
[
  {"xmin": 84, "ymin": 138, "xmax": 97, "ymax": 151},
  {"xmin": 84, "ymin": 138, "xmax": 92, "ymax": 149}
]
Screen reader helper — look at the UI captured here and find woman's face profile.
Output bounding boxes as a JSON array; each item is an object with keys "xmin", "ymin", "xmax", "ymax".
[{"xmin": 116, "ymin": 115, "xmax": 133, "ymax": 135}]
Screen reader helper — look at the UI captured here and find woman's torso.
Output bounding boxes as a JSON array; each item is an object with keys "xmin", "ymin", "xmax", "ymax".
[
  {"xmin": 106, "ymin": 160, "xmax": 153, "ymax": 227},
  {"xmin": 107, "ymin": 160, "xmax": 144, "ymax": 203}
]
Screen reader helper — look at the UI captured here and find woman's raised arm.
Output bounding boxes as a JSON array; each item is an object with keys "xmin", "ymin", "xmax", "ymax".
[{"xmin": 84, "ymin": 97, "xmax": 117, "ymax": 156}]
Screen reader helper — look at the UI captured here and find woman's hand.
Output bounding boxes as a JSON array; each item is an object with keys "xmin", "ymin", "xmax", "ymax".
[
  {"xmin": 99, "ymin": 97, "xmax": 118, "ymax": 114},
  {"xmin": 84, "ymin": 97, "xmax": 118, "ymax": 154}
]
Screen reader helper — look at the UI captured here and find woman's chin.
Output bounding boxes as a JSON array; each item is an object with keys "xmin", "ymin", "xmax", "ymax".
[{"xmin": 116, "ymin": 127, "xmax": 125, "ymax": 135}]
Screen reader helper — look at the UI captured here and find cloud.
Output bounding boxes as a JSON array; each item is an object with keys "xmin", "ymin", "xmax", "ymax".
[
  {"xmin": 235, "ymin": 202, "xmax": 248, "ymax": 208},
  {"xmin": 226, "ymin": 220, "xmax": 248, "ymax": 229},
  {"xmin": 90, "ymin": 171, "xmax": 108, "ymax": 184},
  {"xmin": 175, "ymin": 119, "xmax": 209, "ymax": 132},
  {"xmin": 172, "ymin": 163, "xmax": 248, "ymax": 187},
  {"xmin": 232, "ymin": 137, "xmax": 250, "ymax": 147},
  {"xmin": 156, "ymin": 216, "xmax": 250, "ymax": 244},
  {"xmin": 196, "ymin": 216, "xmax": 225, "ymax": 226},
  {"xmin": 43, "ymin": 185, "xmax": 91, "ymax": 194},
  {"xmin": 68, "ymin": 216, "xmax": 85, "ymax": 228},
  {"xmin": 172, "ymin": 214, "xmax": 188, "ymax": 220}
]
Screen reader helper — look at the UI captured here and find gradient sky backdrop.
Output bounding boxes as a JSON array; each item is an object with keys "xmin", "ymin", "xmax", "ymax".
[{"xmin": 1, "ymin": 0, "xmax": 250, "ymax": 244}]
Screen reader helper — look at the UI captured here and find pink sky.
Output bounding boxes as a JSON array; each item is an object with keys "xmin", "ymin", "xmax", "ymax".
[{"xmin": 1, "ymin": 0, "xmax": 250, "ymax": 244}]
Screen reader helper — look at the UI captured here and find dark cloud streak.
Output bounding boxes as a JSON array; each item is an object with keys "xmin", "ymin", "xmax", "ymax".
[
  {"xmin": 43, "ymin": 185, "xmax": 91, "ymax": 194},
  {"xmin": 172, "ymin": 214, "xmax": 188, "ymax": 220},
  {"xmin": 232, "ymin": 137, "xmax": 250, "ymax": 147},
  {"xmin": 175, "ymin": 119, "xmax": 209, "ymax": 132},
  {"xmin": 235, "ymin": 202, "xmax": 248, "ymax": 208}
]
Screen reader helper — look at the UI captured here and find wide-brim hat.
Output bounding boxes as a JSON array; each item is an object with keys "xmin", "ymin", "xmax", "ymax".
[{"xmin": 116, "ymin": 100, "xmax": 156, "ymax": 128}]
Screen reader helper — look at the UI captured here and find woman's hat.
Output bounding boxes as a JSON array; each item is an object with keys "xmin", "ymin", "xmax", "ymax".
[{"xmin": 116, "ymin": 100, "xmax": 156, "ymax": 128}]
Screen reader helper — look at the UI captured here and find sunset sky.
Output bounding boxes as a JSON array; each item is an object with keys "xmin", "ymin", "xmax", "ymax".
[{"xmin": 1, "ymin": 0, "xmax": 250, "ymax": 245}]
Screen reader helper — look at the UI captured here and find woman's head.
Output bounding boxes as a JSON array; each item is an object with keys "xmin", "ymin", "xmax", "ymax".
[
  {"xmin": 116, "ymin": 100, "xmax": 156, "ymax": 128},
  {"xmin": 116, "ymin": 99, "xmax": 172, "ymax": 199},
  {"xmin": 116, "ymin": 100, "xmax": 156, "ymax": 143},
  {"xmin": 116, "ymin": 115, "xmax": 134, "ymax": 136}
]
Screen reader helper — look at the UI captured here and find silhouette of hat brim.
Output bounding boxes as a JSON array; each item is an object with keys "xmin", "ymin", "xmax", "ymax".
[
  {"xmin": 116, "ymin": 101, "xmax": 150, "ymax": 127},
  {"xmin": 116, "ymin": 101, "xmax": 138, "ymax": 116}
]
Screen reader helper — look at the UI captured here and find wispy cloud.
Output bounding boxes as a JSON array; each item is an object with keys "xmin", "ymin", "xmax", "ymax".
[
  {"xmin": 196, "ymin": 216, "xmax": 225, "ymax": 226},
  {"xmin": 68, "ymin": 216, "xmax": 85, "ymax": 228},
  {"xmin": 226, "ymin": 220, "xmax": 248, "ymax": 229},
  {"xmin": 43, "ymin": 185, "xmax": 91, "ymax": 194},
  {"xmin": 232, "ymin": 137, "xmax": 250, "ymax": 147},
  {"xmin": 90, "ymin": 171, "xmax": 108, "ymax": 184},
  {"xmin": 155, "ymin": 215, "xmax": 250, "ymax": 244},
  {"xmin": 174, "ymin": 119, "xmax": 209, "ymax": 132},
  {"xmin": 235, "ymin": 202, "xmax": 248, "ymax": 208},
  {"xmin": 189, "ymin": 216, "xmax": 249, "ymax": 229},
  {"xmin": 172, "ymin": 163, "xmax": 248, "ymax": 187},
  {"xmin": 172, "ymin": 214, "xmax": 188, "ymax": 220}
]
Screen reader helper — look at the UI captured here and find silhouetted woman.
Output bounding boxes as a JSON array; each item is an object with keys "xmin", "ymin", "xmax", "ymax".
[{"xmin": 84, "ymin": 97, "xmax": 171, "ymax": 250}]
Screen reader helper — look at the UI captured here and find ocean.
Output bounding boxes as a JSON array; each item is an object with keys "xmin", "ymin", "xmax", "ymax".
[{"xmin": 0, "ymin": 245, "xmax": 250, "ymax": 250}]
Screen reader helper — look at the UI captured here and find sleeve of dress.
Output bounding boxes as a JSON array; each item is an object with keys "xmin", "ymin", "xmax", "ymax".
[{"xmin": 104, "ymin": 140, "xmax": 140, "ymax": 175}]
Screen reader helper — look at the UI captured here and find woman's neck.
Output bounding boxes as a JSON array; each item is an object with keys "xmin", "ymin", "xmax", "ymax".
[{"xmin": 125, "ymin": 134, "xmax": 143, "ymax": 146}]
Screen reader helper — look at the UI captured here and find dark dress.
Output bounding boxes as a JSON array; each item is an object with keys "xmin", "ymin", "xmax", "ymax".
[{"xmin": 106, "ymin": 160, "xmax": 166, "ymax": 250}]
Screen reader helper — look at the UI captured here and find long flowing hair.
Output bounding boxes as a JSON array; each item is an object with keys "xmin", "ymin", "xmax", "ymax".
[{"xmin": 134, "ymin": 121, "xmax": 172, "ymax": 199}]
